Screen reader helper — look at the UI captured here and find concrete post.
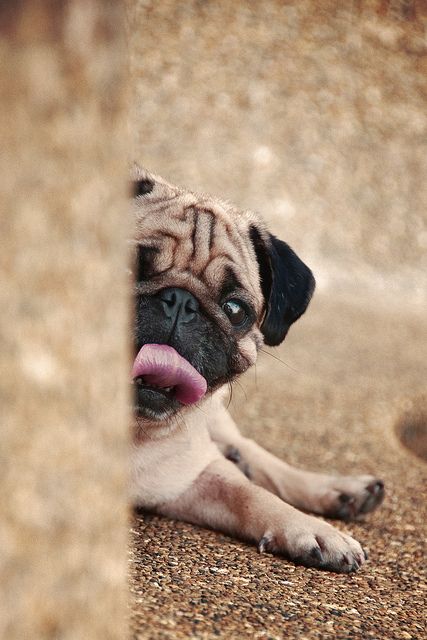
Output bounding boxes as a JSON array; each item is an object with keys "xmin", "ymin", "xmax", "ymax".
[{"xmin": 0, "ymin": 3, "xmax": 129, "ymax": 638}]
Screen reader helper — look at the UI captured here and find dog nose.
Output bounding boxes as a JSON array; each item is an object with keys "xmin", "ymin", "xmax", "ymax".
[{"xmin": 158, "ymin": 288, "xmax": 199, "ymax": 325}]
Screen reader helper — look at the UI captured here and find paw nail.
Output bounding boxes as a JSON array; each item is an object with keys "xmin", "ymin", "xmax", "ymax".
[
  {"xmin": 368, "ymin": 480, "xmax": 384, "ymax": 495},
  {"xmin": 350, "ymin": 560, "xmax": 360, "ymax": 572},
  {"xmin": 258, "ymin": 535, "xmax": 270, "ymax": 554},
  {"xmin": 310, "ymin": 546, "xmax": 324, "ymax": 563},
  {"xmin": 315, "ymin": 535, "xmax": 326, "ymax": 551}
]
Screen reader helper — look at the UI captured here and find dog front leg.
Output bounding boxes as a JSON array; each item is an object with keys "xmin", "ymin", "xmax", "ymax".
[
  {"xmin": 156, "ymin": 456, "xmax": 366, "ymax": 573},
  {"xmin": 208, "ymin": 402, "xmax": 384, "ymax": 521}
]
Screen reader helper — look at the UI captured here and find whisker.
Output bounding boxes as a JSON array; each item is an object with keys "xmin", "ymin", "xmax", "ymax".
[
  {"xmin": 176, "ymin": 413, "xmax": 189, "ymax": 435},
  {"xmin": 259, "ymin": 348, "xmax": 299, "ymax": 373},
  {"xmin": 194, "ymin": 403, "xmax": 208, "ymax": 417},
  {"xmin": 135, "ymin": 417, "xmax": 152, "ymax": 441},
  {"xmin": 167, "ymin": 412, "xmax": 188, "ymax": 437},
  {"xmin": 233, "ymin": 378, "xmax": 247, "ymax": 400},
  {"xmin": 226, "ymin": 381, "xmax": 233, "ymax": 409}
]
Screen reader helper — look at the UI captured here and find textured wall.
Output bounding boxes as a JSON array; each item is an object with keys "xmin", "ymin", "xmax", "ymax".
[
  {"xmin": 131, "ymin": 0, "xmax": 427, "ymax": 302},
  {"xmin": 0, "ymin": 3, "xmax": 129, "ymax": 638}
]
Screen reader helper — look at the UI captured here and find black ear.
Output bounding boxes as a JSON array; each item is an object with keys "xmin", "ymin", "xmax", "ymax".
[{"xmin": 249, "ymin": 226, "xmax": 316, "ymax": 346}]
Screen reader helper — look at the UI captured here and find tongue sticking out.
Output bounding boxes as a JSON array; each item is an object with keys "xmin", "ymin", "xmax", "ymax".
[{"xmin": 132, "ymin": 344, "xmax": 207, "ymax": 405}]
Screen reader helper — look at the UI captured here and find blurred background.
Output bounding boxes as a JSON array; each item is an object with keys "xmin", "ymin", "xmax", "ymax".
[{"xmin": 130, "ymin": 0, "xmax": 427, "ymax": 304}]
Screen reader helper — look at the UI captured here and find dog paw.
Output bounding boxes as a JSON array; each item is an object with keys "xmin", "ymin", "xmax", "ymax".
[
  {"xmin": 320, "ymin": 475, "xmax": 385, "ymax": 521},
  {"xmin": 258, "ymin": 514, "xmax": 366, "ymax": 573}
]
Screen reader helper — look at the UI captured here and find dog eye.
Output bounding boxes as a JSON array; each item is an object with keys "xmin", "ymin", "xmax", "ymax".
[{"xmin": 222, "ymin": 299, "xmax": 247, "ymax": 326}]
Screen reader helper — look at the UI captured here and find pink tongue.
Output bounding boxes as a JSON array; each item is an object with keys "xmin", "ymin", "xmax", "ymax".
[{"xmin": 132, "ymin": 344, "xmax": 207, "ymax": 405}]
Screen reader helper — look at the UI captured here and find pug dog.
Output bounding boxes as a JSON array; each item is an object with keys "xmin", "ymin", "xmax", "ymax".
[{"xmin": 130, "ymin": 166, "xmax": 384, "ymax": 573}]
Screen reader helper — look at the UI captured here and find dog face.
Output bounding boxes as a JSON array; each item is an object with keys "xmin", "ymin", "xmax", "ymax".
[{"xmin": 131, "ymin": 166, "xmax": 315, "ymax": 426}]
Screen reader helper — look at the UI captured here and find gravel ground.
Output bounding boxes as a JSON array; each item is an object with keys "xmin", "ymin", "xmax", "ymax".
[{"xmin": 129, "ymin": 294, "xmax": 427, "ymax": 639}]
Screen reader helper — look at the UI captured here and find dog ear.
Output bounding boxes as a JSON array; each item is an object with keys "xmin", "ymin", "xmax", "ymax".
[
  {"xmin": 249, "ymin": 226, "xmax": 316, "ymax": 346},
  {"xmin": 131, "ymin": 163, "xmax": 155, "ymax": 197},
  {"xmin": 131, "ymin": 163, "xmax": 180, "ymax": 203}
]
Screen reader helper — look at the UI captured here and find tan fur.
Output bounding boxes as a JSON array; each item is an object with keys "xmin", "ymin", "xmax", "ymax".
[{"xmin": 131, "ymin": 167, "xmax": 384, "ymax": 573}]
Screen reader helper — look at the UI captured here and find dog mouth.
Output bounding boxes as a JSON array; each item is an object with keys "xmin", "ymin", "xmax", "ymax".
[
  {"xmin": 134, "ymin": 376, "xmax": 176, "ymax": 398},
  {"xmin": 132, "ymin": 344, "xmax": 208, "ymax": 417}
]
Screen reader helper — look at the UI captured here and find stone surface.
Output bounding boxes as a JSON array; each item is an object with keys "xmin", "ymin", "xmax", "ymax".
[
  {"xmin": 0, "ymin": 3, "xmax": 129, "ymax": 639},
  {"xmin": 129, "ymin": 1, "xmax": 427, "ymax": 638}
]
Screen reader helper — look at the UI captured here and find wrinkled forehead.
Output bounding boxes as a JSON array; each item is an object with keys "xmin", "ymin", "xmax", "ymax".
[{"xmin": 133, "ymin": 183, "xmax": 263, "ymax": 308}]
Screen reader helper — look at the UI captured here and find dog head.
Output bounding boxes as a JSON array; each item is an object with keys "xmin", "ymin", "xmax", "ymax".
[{"xmin": 131, "ymin": 166, "xmax": 315, "ymax": 428}]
